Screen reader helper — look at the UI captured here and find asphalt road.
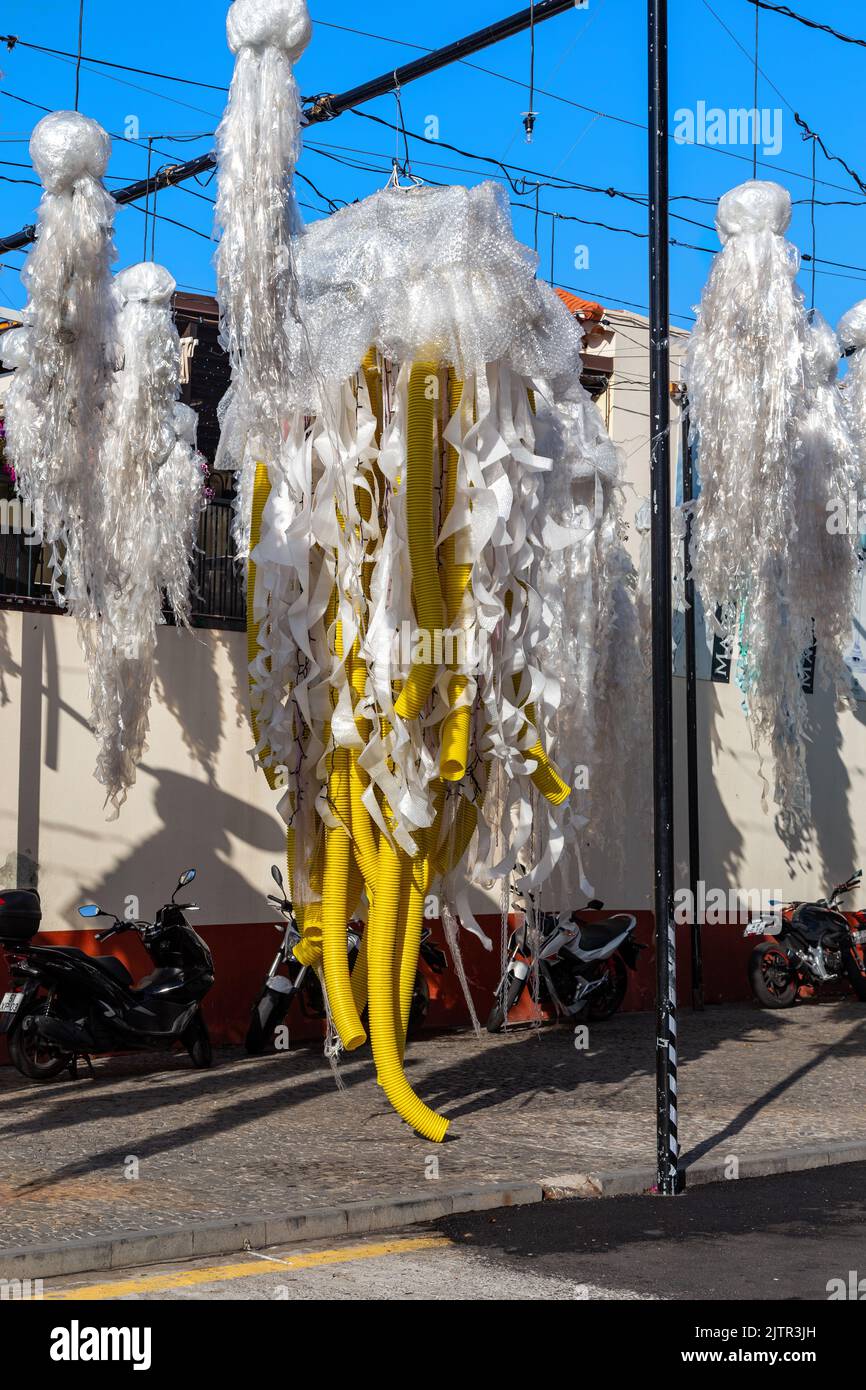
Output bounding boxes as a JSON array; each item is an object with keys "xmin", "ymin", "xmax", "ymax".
[{"xmin": 33, "ymin": 1162, "xmax": 866, "ymax": 1302}]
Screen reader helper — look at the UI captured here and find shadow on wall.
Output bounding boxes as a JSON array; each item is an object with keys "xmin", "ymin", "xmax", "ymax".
[
  {"xmin": 154, "ymin": 628, "xmax": 223, "ymax": 785},
  {"xmin": 565, "ymin": 674, "xmax": 747, "ymax": 916},
  {"xmin": 2, "ymin": 611, "xmax": 283, "ymax": 926},
  {"xmin": 218, "ymin": 625, "xmax": 255, "ymax": 736},
  {"xmin": 154, "ymin": 626, "xmax": 257, "ymax": 787},
  {"xmin": 0, "ymin": 609, "xmax": 16, "ymax": 707},
  {"xmin": 804, "ymin": 682, "xmax": 866, "ymax": 890},
  {"xmin": 64, "ymin": 765, "xmax": 285, "ymax": 927}
]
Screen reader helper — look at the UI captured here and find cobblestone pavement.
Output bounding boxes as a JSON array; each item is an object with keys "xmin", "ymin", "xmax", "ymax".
[{"xmin": 1, "ymin": 999, "xmax": 865, "ymax": 1250}]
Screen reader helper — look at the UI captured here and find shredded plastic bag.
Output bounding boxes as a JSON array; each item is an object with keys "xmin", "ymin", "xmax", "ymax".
[{"xmin": 688, "ymin": 181, "xmax": 857, "ymax": 831}]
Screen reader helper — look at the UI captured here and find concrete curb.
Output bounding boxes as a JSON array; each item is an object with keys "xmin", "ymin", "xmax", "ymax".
[
  {"xmin": 541, "ymin": 1137, "xmax": 866, "ymax": 1200},
  {"xmin": 4, "ymin": 1138, "xmax": 866, "ymax": 1282},
  {"xmin": 0, "ymin": 1180, "xmax": 544, "ymax": 1282}
]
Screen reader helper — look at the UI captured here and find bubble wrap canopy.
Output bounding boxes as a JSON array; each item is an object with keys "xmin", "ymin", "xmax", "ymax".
[
  {"xmin": 716, "ymin": 179, "xmax": 791, "ymax": 242},
  {"xmin": 30, "ymin": 111, "xmax": 111, "ymax": 193},
  {"xmin": 839, "ymin": 299, "xmax": 866, "ymax": 353},
  {"xmin": 293, "ymin": 180, "xmax": 583, "ymax": 387},
  {"xmin": 227, "ymin": 0, "xmax": 311, "ymax": 57},
  {"xmin": 116, "ymin": 261, "xmax": 176, "ymax": 305},
  {"xmin": 173, "ymin": 401, "xmax": 198, "ymax": 446},
  {"xmin": 0, "ymin": 327, "xmax": 31, "ymax": 370}
]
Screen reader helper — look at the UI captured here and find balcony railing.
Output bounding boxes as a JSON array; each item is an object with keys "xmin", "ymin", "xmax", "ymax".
[{"xmin": 0, "ymin": 495, "xmax": 245, "ymax": 632}]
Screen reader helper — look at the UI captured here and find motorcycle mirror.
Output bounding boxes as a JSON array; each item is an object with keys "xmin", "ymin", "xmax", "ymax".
[
  {"xmin": 271, "ymin": 864, "xmax": 285, "ymax": 891},
  {"xmin": 78, "ymin": 904, "xmax": 103, "ymax": 919},
  {"xmin": 178, "ymin": 869, "xmax": 196, "ymax": 888}
]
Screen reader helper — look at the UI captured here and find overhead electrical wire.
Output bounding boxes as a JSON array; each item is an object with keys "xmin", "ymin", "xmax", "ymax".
[
  {"xmin": 743, "ymin": 1, "xmax": 866, "ymax": 51},
  {"xmin": 2, "ymin": 108, "xmax": 863, "ymax": 287},
  {"xmin": 305, "ymin": 138, "xmax": 866, "ymax": 213},
  {"xmin": 1, "ymin": 32, "xmax": 230, "ymax": 90},
  {"xmin": 73, "ymin": 1, "xmax": 85, "ymax": 111},
  {"xmin": 1, "ymin": 5, "xmax": 863, "ymax": 306},
  {"xmin": 3, "ymin": 16, "xmax": 863, "ymax": 198}
]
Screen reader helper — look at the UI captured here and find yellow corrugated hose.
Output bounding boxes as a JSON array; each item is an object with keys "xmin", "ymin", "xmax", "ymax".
[
  {"xmin": 321, "ymin": 617, "xmax": 367, "ymax": 1051},
  {"xmin": 395, "ymin": 851, "xmax": 430, "ymax": 1063},
  {"xmin": 433, "ymin": 792, "xmax": 480, "ymax": 877},
  {"xmin": 347, "ymin": 645, "xmax": 376, "ymax": 1017},
  {"xmin": 367, "ymin": 804, "xmax": 449, "ymax": 1143},
  {"xmin": 292, "ymin": 581, "xmax": 342, "ymax": 972},
  {"xmin": 394, "ymin": 362, "xmax": 445, "ymax": 722},
  {"xmin": 439, "ymin": 371, "xmax": 474, "ymax": 783},
  {"xmin": 247, "ymin": 467, "xmax": 327, "ymax": 964},
  {"xmin": 292, "ymin": 833, "xmax": 325, "ymax": 968},
  {"xmin": 395, "ymin": 780, "xmax": 443, "ymax": 1060},
  {"xmin": 515, "ymin": 688, "xmax": 571, "ymax": 807},
  {"xmin": 503, "ymin": 583, "xmax": 571, "ymax": 808},
  {"xmin": 348, "ymin": 648, "xmax": 380, "ymax": 892}
]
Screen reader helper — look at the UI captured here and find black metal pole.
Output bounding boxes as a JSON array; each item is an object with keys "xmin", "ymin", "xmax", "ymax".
[
  {"xmin": 680, "ymin": 395, "xmax": 704, "ymax": 1012},
  {"xmin": 309, "ymin": 0, "xmax": 575, "ymax": 121},
  {"xmin": 0, "ymin": 0, "xmax": 577, "ymax": 257},
  {"xmin": 648, "ymin": 0, "xmax": 682, "ymax": 1196}
]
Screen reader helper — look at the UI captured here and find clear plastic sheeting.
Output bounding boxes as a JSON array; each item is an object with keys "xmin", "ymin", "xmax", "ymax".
[
  {"xmin": 688, "ymin": 180, "xmax": 858, "ymax": 834},
  {"xmin": 158, "ymin": 403, "xmax": 208, "ymax": 626},
  {"xmin": 81, "ymin": 261, "xmax": 203, "ymax": 812},
  {"xmin": 536, "ymin": 383, "xmax": 647, "ymax": 890},
  {"xmin": 839, "ymin": 298, "xmax": 866, "ymax": 489},
  {"xmin": 215, "ymin": 0, "xmax": 311, "ymax": 516},
  {"xmin": 289, "ymin": 181, "xmax": 586, "ymax": 408},
  {"xmin": 3, "ymin": 111, "xmax": 118, "ymax": 607},
  {"xmin": 2, "ymin": 131, "xmax": 203, "ymax": 811}
]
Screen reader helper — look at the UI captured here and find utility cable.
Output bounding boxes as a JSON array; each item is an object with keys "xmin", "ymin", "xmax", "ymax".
[{"xmin": 744, "ymin": 1, "xmax": 866, "ymax": 51}]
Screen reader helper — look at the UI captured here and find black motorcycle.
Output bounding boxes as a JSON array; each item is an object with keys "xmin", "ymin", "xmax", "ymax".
[
  {"xmin": 0, "ymin": 869, "xmax": 214, "ymax": 1081},
  {"xmin": 745, "ymin": 869, "xmax": 866, "ymax": 1008},
  {"xmin": 245, "ymin": 864, "xmax": 446, "ymax": 1054}
]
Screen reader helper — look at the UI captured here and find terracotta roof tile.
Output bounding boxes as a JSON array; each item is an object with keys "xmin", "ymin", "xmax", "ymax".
[{"xmin": 556, "ymin": 288, "xmax": 605, "ymax": 323}]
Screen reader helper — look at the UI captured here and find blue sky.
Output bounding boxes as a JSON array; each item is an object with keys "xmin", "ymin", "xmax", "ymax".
[{"xmin": 1, "ymin": 0, "xmax": 865, "ymax": 330}]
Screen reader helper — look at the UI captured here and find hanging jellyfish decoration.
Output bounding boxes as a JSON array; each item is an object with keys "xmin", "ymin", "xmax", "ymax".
[
  {"xmin": 80, "ymin": 262, "xmax": 205, "ymax": 810},
  {"xmin": 213, "ymin": 0, "xmax": 629, "ymax": 1143},
  {"xmin": 2, "ymin": 111, "xmax": 117, "ymax": 608},
  {"xmin": 0, "ymin": 112, "xmax": 204, "ymax": 810},
  {"xmin": 213, "ymin": 0, "xmax": 311, "ymax": 561},
  {"xmin": 687, "ymin": 180, "xmax": 858, "ymax": 835}
]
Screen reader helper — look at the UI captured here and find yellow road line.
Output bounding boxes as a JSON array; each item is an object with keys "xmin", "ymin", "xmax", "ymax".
[{"xmin": 43, "ymin": 1235, "xmax": 451, "ymax": 1300}]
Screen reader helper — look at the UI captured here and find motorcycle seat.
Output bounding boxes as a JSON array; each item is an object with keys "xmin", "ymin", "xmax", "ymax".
[
  {"xmin": 41, "ymin": 945, "xmax": 134, "ymax": 987},
  {"xmin": 90, "ymin": 955, "xmax": 134, "ymax": 987},
  {"xmin": 575, "ymin": 917, "xmax": 634, "ymax": 951}
]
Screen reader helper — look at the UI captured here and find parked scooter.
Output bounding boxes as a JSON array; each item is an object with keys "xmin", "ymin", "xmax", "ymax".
[
  {"xmin": 745, "ymin": 869, "xmax": 866, "ymax": 1008},
  {"xmin": 0, "ymin": 869, "xmax": 214, "ymax": 1081},
  {"xmin": 245, "ymin": 864, "xmax": 447, "ymax": 1054},
  {"xmin": 487, "ymin": 902, "xmax": 643, "ymax": 1033}
]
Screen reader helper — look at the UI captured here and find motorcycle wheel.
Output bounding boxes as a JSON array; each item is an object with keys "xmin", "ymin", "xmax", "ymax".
[
  {"xmin": 585, "ymin": 953, "xmax": 629, "ymax": 1022},
  {"xmin": 8, "ymin": 1000, "xmax": 72, "ymax": 1082},
  {"xmin": 486, "ymin": 972, "xmax": 525, "ymax": 1034},
  {"xmin": 749, "ymin": 942, "xmax": 798, "ymax": 1008},
  {"xmin": 245, "ymin": 986, "xmax": 291, "ymax": 1055},
  {"xmin": 842, "ymin": 944, "xmax": 866, "ymax": 1002},
  {"xmin": 183, "ymin": 1011, "xmax": 213, "ymax": 1069}
]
